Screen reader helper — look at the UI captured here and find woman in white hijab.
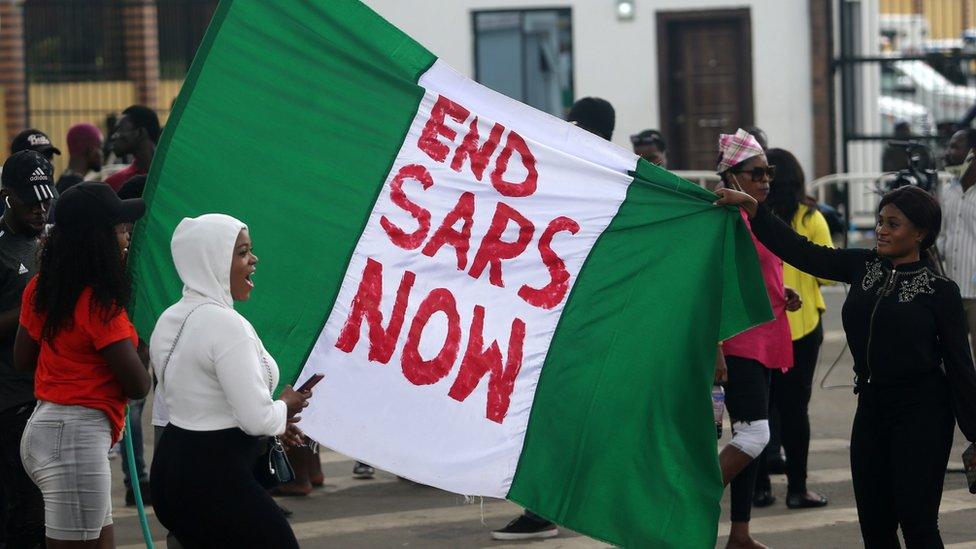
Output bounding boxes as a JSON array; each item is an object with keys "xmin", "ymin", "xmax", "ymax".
[{"xmin": 148, "ymin": 214, "xmax": 308, "ymax": 548}]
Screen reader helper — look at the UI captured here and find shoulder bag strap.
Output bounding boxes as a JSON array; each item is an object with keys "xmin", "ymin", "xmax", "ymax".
[{"xmin": 157, "ymin": 302, "xmax": 217, "ymax": 391}]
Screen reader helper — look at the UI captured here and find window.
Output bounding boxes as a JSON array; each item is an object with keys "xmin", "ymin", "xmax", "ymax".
[
  {"xmin": 23, "ymin": 0, "xmax": 218, "ymax": 83},
  {"xmin": 157, "ymin": 0, "xmax": 219, "ymax": 79},
  {"xmin": 473, "ymin": 9, "xmax": 574, "ymax": 117},
  {"xmin": 24, "ymin": 0, "xmax": 127, "ymax": 82}
]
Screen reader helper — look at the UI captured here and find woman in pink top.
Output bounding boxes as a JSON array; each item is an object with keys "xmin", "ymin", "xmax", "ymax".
[{"xmin": 714, "ymin": 129, "xmax": 798, "ymax": 549}]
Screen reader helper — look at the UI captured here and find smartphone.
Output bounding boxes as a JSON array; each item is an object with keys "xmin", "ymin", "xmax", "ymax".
[
  {"xmin": 964, "ymin": 443, "xmax": 976, "ymax": 495},
  {"xmin": 297, "ymin": 373, "xmax": 325, "ymax": 393}
]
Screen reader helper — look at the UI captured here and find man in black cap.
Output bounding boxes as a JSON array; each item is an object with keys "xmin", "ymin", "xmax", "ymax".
[
  {"xmin": 630, "ymin": 129, "xmax": 668, "ymax": 167},
  {"xmin": 567, "ymin": 97, "xmax": 615, "ymax": 141},
  {"xmin": 0, "ymin": 150, "xmax": 54, "ymax": 548},
  {"xmin": 10, "ymin": 129, "xmax": 61, "ymax": 161}
]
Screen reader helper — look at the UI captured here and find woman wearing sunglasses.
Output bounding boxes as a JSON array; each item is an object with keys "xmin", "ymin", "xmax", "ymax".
[{"xmin": 714, "ymin": 129, "xmax": 799, "ymax": 549}]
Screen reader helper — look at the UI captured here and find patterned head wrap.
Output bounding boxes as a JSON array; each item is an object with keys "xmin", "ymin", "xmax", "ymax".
[{"xmin": 717, "ymin": 128, "xmax": 764, "ymax": 174}]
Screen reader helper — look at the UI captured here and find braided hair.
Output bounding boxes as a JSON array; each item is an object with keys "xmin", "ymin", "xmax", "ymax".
[{"xmin": 32, "ymin": 223, "xmax": 130, "ymax": 342}]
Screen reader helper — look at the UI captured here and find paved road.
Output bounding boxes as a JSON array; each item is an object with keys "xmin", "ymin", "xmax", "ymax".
[{"xmin": 109, "ymin": 289, "xmax": 976, "ymax": 548}]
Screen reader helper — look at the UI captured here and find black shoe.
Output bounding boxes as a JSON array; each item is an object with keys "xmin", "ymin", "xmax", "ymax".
[
  {"xmin": 752, "ymin": 489, "xmax": 776, "ymax": 508},
  {"xmin": 353, "ymin": 461, "xmax": 375, "ymax": 479},
  {"xmin": 786, "ymin": 491, "xmax": 828, "ymax": 509},
  {"xmin": 124, "ymin": 481, "xmax": 152, "ymax": 507},
  {"xmin": 491, "ymin": 514, "xmax": 558, "ymax": 540}
]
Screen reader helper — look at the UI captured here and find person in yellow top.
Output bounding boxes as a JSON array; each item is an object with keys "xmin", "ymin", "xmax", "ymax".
[{"xmin": 753, "ymin": 148, "xmax": 833, "ymax": 509}]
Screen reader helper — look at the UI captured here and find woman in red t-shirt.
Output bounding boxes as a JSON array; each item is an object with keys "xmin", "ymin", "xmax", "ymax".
[{"xmin": 14, "ymin": 182, "xmax": 149, "ymax": 547}]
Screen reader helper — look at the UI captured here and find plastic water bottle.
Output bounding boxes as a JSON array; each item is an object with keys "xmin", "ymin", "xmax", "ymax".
[{"xmin": 711, "ymin": 385, "xmax": 725, "ymax": 439}]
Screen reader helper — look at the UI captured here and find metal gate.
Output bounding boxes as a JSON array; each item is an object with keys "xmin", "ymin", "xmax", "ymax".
[
  {"xmin": 835, "ymin": 0, "xmax": 976, "ymax": 227},
  {"xmin": 21, "ymin": 0, "xmax": 217, "ymax": 172}
]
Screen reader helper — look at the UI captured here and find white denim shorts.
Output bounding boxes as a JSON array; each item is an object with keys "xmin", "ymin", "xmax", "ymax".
[{"xmin": 20, "ymin": 400, "xmax": 113, "ymax": 541}]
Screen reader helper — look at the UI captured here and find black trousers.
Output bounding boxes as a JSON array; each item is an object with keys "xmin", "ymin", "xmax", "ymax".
[
  {"xmin": 724, "ymin": 356, "xmax": 771, "ymax": 523},
  {"xmin": 851, "ymin": 374, "xmax": 954, "ymax": 549},
  {"xmin": 150, "ymin": 425, "xmax": 299, "ymax": 549},
  {"xmin": 0, "ymin": 402, "xmax": 44, "ymax": 549},
  {"xmin": 757, "ymin": 321, "xmax": 824, "ymax": 495}
]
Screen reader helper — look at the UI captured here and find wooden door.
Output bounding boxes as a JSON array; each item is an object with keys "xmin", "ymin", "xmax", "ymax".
[{"xmin": 657, "ymin": 10, "xmax": 754, "ymax": 170}]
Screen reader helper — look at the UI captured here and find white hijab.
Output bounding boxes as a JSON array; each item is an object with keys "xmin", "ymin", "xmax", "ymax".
[
  {"xmin": 171, "ymin": 213, "xmax": 247, "ymax": 309},
  {"xmin": 150, "ymin": 213, "xmax": 252, "ymax": 428}
]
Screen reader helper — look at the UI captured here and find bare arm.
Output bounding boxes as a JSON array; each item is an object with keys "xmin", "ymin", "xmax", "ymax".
[
  {"xmin": 714, "ymin": 347, "xmax": 727, "ymax": 384},
  {"xmin": 99, "ymin": 339, "xmax": 151, "ymax": 399},
  {"xmin": 12, "ymin": 325, "xmax": 38, "ymax": 372},
  {"xmin": 136, "ymin": 338, "xmax": 150, "ymax": 368}
]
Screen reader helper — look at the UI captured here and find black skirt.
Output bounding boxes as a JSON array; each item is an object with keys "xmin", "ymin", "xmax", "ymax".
[{"xmin": 150, "ymin": 424, "xmax": 298, "ymax": 549}]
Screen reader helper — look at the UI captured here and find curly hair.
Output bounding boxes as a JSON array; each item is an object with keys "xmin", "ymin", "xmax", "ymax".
[{"xmin": 33, "ymin": 223, "xmax": 130, "ymax": 342}]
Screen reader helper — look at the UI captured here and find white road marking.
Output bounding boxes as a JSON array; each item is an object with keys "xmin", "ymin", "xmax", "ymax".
[
  {"xmin": 719, "ymin": 488, "xmax": 976, "ymax": 535},
  {"xmin": 117, "ymin": 439, "xmax": 976, "ymax": 548},
  {"xmin": 769, "ymin": 467, "xmax": 851, "ymax": 486},
  {"xmin": 489, "ymin": 538, "xmax": 609, "ymax": 548}
]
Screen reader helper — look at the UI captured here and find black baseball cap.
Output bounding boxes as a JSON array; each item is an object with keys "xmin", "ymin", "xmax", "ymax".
[
  {"xmin": 630, "ymin": 129, "xmax": 667, "ymax": 151},
  {"xmin": 1, "ymin": 150, "xmax": 57, "ymax": 205},
  {"xmin": 11, "ymin": 129, "xmax": 61, "ymax": 156},
  {"xmin": 54, "ymin": 182, "xmax": 145, "ymax": 228}
]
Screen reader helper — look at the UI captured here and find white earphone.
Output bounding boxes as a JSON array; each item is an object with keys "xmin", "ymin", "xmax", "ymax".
[{"xmin": 4, "ymin": 196, "xmax": 10, "ymax": 209}]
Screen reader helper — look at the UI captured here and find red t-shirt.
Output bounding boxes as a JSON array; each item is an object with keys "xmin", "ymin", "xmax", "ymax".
[
  {"xmin": 103, "ymin": 163, "xmax": 145, "ymax": 193},
  {"xmin": 20, "ymin": 277, "xmax": 138, "ymax": 442}
]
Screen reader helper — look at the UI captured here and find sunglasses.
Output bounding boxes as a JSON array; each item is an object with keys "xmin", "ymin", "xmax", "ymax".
[{"xmin": 733, "ymin": 165, "xmax": 776, "ymax": 182}]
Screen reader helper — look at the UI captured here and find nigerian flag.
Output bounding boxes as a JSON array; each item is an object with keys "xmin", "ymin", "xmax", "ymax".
[{"xmin": 129, "ymin": 1, "xmax": 772, "ymax": 546}]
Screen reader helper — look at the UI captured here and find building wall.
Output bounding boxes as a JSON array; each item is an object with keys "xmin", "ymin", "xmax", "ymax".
[
  {"xmin": 25, "ymin": 80, "xmax": 182, "ymax": 174},
  {"xmin": 364, "ymin": 0, "xmax": 815, "ymax": 176},
  {"xmin": 0, "ymin": 2, "xmax": 28, "ymax": 151},
  {"xmin": 880, "ymin": 0, "xmax": 973, "ymax": 41}
]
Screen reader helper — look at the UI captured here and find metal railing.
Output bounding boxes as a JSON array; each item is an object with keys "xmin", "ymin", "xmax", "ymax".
[
  {"xmin": 809, "ymin": 171, "xmax": 954, "ymax": 230},
  {"xmin": 839, "ymin": 0, "xmax": 976, "ymax": 175},
  {"xmin": 675, "ymin": 169, "xmax": 957, "ymax": 233},
  {"xmin": 672, "ymin": 170, "xmax": 721, "ymax": 190}
]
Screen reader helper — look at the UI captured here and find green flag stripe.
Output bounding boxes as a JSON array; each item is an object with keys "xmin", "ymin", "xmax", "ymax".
[
  {"xmin": 129, "ymin": 0, "xmax": 234, "ymax": 330},
  {"xmin": 508, "ymin": 160, "xmax": 770, "ymax": 548},
  {"xmin": 129, "ymin": 0, "xmax": 436, "ymax": 392},
  {"xmin": 631, "ymin": 162, "xmax": 773, "ymax": 342}
]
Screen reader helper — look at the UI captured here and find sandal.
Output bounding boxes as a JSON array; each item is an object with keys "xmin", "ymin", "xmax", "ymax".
[{"xmin": 786, "ymin": 491, "xmax": 828, "ymax": 509}]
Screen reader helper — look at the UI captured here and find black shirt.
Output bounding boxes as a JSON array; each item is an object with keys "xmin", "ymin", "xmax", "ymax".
[
  {"xmin": 749, "ymin": 205, "xmax": 976, "ymax": 442},
  {"xmin": 0, "ymin": 226, "xmax": 39, "ymax": 412},
  {"xmin": 55, "ymin": 173, "xmax": 84, "ymax": 195}
]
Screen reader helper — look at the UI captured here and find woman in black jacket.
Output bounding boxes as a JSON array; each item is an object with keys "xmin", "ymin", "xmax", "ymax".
[{"xmin": 715, "ymin": 185, "xmax": 976, "ymax": 548}]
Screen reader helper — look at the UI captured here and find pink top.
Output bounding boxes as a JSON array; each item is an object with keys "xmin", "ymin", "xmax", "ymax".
[{"xmin": 723, "ymin": 212, "xmax": 793, "ymax": 371}]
